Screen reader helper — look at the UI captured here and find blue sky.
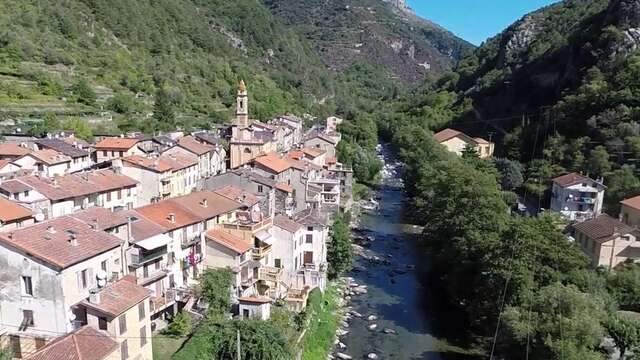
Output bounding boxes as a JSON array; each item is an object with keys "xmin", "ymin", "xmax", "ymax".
[{"xmin": 406, "ymin": 0, "xmax": 559, "ymax": 45}]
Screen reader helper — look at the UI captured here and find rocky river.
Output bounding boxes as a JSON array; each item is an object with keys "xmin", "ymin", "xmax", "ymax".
[{"xmin": 332, "ymin": 144, "xmax": 480, "ymax": 360}]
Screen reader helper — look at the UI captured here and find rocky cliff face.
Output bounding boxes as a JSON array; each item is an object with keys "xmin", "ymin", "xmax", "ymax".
[{"xmin": 263, "ymin": 0, "xmax": 474, "ymax": 84}]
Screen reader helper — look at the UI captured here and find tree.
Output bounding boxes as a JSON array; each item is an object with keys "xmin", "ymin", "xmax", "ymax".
[
  {"xmin": 62, "ymin": 118, "xmax": 93, "ymax": 141},
  {"xmin": 164, "ymin": 311, "xmax": 191, "ymax": 336},
  {"xmin": 606, "ymin": 314, "xmax": 640, "ymax": 359},
  {"xmin": 327, "ymin": 215, "xmax": 352, "ymax": 279},
  {"xmin": 71, "ymin": 78, "xmax": 96, "ymax": 105},
  {"xmin": 28, "ymin": 112, "xmax": 61, "ymax": 137},
  {"xmin": 200, "ymin": 268, "xmax": 233, "ymax": 317},
  {"xmin": 587, "ymin": 145, "xmax": 612, "ymax": 176},
  {"xmin": 493, "ymin": 158, "xmax": 524, "ymax": 190},
  {"xmin": 0, "ymin": 347, "xmax": 11, "ymax": 360},
  {"xmin": 107, "ymin": 92, "xmax": 134, "ymax": 114},
  {"xmin": 152, "ymin": 87, "xmax": 177, "ymax": 132}
]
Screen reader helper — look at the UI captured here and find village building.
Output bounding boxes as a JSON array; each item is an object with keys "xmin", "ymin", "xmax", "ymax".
[
  {"xmin": 238, "ymin": 297, "xmax": 271, "ymax": 320},
  {"xmin": 0, "ymin": 197, "xmax": 35, "ymax": 231},
  {"xmin": 0, "ymin": 159, "xmax": 23, "ymax": 178},
  {"xmin": 550, "ymin": 172, "xmax": 605, "ymax": 222},
  {"xmin": 117, "ymin": 156, "xmax": 175, "ymax": 205},
  {"xmin": 0, "ymin": 169, "xmax": 138, "ymax": 219},
  {"xmin": 433, "ymin": 128, "xmax": 495, "ymax": 159},
  {"xmin": 0, "ymin": 216, "xmax": 125, "ymax": 357},
  {"xmin": 34, "ymin": 138, "xmax": 92, "ymax": 173},
  {"xmin": 620, "ymin": 195, "xmax": 640, "ymax": 228},
  {"xmin": 304, "ymin": 130, "xmax": 338, "ymax": 158},
  {"xmin": 13, "ymin": 149, "xmax": 72, "ymax": 177},
  {"xmin": 203, "ymin": 229, "xmax": 255, "ymax": 298},
  {"xmin": 163, "ymin": 135, "xmax": 225, "ymax": 179},
  {"xmin": 82, "ymin": 276, "xmax": 153, "ymax": 360},
  {"xmin": 573, "ymin": 214, "xmax": 640, "ymax": 268},
  {"xmin": 94, "ymin": 137, "xmax": 145, "ymax": 163},
  {"xmin": 204, "ymin": 169, "xmax": 278, "ymax": 218},
  {"xmin": 157, "ymin": 153, "xmax": 199, "ymax": 197},
  {"xmin": 271, "ymin": 115, "xmax": 304, "ymax": 145},
  {"xmin": 0, "ymin": 142, "xmax": 31, "ymax": 161},
  {"xmin": 229, "ymin": 81, "xmax": 278, "ymax": 169}
]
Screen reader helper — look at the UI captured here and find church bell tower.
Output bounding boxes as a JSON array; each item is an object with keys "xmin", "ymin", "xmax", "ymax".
[{"xmin": 235, "ymin": 80, "xmax": 249, "ymax": 128}]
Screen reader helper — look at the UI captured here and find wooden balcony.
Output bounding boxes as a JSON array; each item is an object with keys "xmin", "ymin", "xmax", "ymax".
[
  {"xmin": 258, "ymin": 266, "xmax": 282, "ymax": 283},
  {"xmin": 252, "ymin": 245, "xmax": 272, "ymax": 260}
]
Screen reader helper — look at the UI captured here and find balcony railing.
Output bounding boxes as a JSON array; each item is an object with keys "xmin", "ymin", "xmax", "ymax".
[
  {"xmin": 138, "ymin": 267, "xmax": 169, "ymax": 286},
  {"xmin": 566, "ymin": 196, "xmax": 596, "ymax": 204},
  {"xmin": 258, "ymin": 266, "xmax": 282, "ymax": 283},
  {"xmin": 181, "ymin": 233, "xmax": 202, "ymax": 248},
  {"xmin": 150, "ymin": 289, "xmax": 176, "ymax": 314},
  {"xmin": 252, "ymin": 245, "xmax": 272, "ymax": 260},
  {"xmin": 129, "ymin": 247, "xmax": 167, "ymax": 267}
]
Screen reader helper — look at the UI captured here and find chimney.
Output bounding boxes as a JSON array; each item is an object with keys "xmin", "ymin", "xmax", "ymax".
[
  {"xmin": 168, "ymin": 213, "xmax": 176, "ymax": 223},
  {"xmin": 46, "ymin": 226, "xmax": 56, "ymax": 234},
  {"xmin": 201, "ymin": 198, "xmax": 208, "ymax": 208},
  {"xmin": 68, "ymin": 233, "xmax": 78, "ymax": 246},
  {"xmin": 89, "ymin": 288, "xmax": 101, "ymax": 304},
  {"xmin": 90, "ymin": 219, "xmax": 98, "ymax": 230}
]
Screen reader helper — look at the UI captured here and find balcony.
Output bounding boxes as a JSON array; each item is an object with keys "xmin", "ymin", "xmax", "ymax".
[
  {"xmin": 138, "ymin": 267, "xmax": 169, "ymax": 286},
  {"xmin": 567, "ymin": 196, "xmax": 596, "ymax": 204},
  {"xmin": 150, "ymin": 289, "xmax": 176, "ymax": 314},
  {"xmin": 181, "ymin": 233, "xmax": 202, "ymax": 248},
  {"xmin": 252, "ymin": 245, "xmax": 272, "ymax": 260},
  {"xmin": 258, "ymin": 266, "xmax": 282, "ymax": 283},
  {"xmin": 129, "ymin": 246, "xmax": 167, "ymax": 267}
]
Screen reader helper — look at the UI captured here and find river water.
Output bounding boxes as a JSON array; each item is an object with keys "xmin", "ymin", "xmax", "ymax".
[{"xmin": 338, "ymin": 145, "xmax": 479, "ymax": 360}]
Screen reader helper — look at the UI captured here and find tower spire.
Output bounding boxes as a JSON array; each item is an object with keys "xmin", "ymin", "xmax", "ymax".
[{"xmin": 235, "ymin": 79, "xmax": 249, "ymax": 127}]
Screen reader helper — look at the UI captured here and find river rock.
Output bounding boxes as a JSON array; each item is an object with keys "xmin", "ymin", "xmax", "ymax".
[
  {"xmin": 338, "ymin": 342, "xmax": 347, "ymax": 349},
  {"xmin": 350, "ymin": 310, "xmax": 362, "ymax": 318},
  {"xmin": 383, "ymin": 328, "xmax": 397, "ymax": 334},
  {"xmin": 367, "ymin": 354, "xmax": 378, "ymax": 359},
  {"xmin": 368, "ymin": 323, "xmax": 378, "ymax": 330},
  {"xmin": 367, "ymin": 315, "xmax": 378, "ymax": 321},
  {"xmin": 336, "ymin": 329, "xmax": 349, "ymax": 336},
  {"xmin": 336, "ymin": 353, "xmax": 352, "ymax": 360}
]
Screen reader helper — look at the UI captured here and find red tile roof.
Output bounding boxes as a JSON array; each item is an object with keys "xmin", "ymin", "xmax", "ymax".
[
  {"xmin": 205, "ymin": 229, "xmax": 251, "ymax": 254},
  {"xmin": 433, "ymin": 128, "xmax": 466, "ymax": 143},
  {"xmin": 70, "ymin": 207, "xmax": 128, "ymax": 231},
  {"xmin": 121, "ymin": 155, "xmax": 173, "ymax": 173},
  {"xmin": 573, "ymin": 214, "xmax": 635, "ymax": 244},
  {"xmin": 275, "ymin": 183, "xmax": 293, "ymax": 193},
  {"xmin": 123, "ymin": 210, "xmax": 166, "ymax": 242},
  {"xmin": 552, "ymin": 172, "xmax": 594, "ymax": 187},
  {"xmin": 0, "ymin": 170, "xmax": 137, "ymax": 200},
  {"xmin": 0, "ymin": 216, "xmax": 121, "ymax": 270},
  {"xmin": 82, "ymin": 277, "xmax": 150, "ymax": 317},
  {"xmin": 0, "ymin": 197, "xmax": 33, "ymax": 222},
  {"xmin": 288, "ymin": 150, "xmax": 304, "ymax": 160},
  {"xmin": 214, "ymin": 185, "xmax": 259, "ymax": 207},
  {"xmin": 177, "ymin": 135, "xmax": 215, "ymax": 155},
  {"xmin": 621, "ymin": 195, "xmax": 640, "ymax": 211},
  {"xmin": 26, "ymin": 149, "xmax": 71, "ymax": 165},
  {"xmin": 94, "ymin": 137, "xmax": 140, "ymax": 150},
  {"xmin": 171, "ymin": 191, "xmax": 242, "ymax": 220},
  {"xmin": 135, "ymin": 199, "xmax": 202, "ymax": 231},
  {"xmin": 254, "ymin": 153, "xmax": 292, "ymax": 174},
  {"xmin": 25, "ymin": 325, "xmax": 118, "ymax": 360},
  {"xmin": 274, "ymin": 214, "xmax": 303, "ymax": 233},
  {"xmin": 302, "ymin": 147, "xmax": 325, "ymax": 158},
  {"xmin": 0, "ymin": 142, "xmax": 30, "ymax": 157},
  {"xmin": 159, "ymin": 153, "xmax": 198, "ymax": 171}
]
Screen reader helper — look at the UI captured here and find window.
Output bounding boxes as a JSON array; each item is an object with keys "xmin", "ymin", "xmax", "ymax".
[
  {"xmin": 101, "ymin": 260, "xmax": 108, "ymax": 272},
  {"xmin": 138, "ymin": 302, "xmax": 146, "ymax": 321},
  {"xmin": 9, "ymin": 335, "xmax": 20, "ymax": 358},
  {"xmin": 106, "ymin": 192, "xmax": 111, "ymax": 202},
  {"xmin": 306, "ymin": 234, "xmax": 313, "ymax": 244},
  {"xmin": 307, "ymin": 226, "xmax": 313, "ymax": 231},
  {"xmin": 258, "ymin": 185, "xmax": 263, "ymax": 193},
  {"xmin": 117, "ymin": 190, "xmax": 122, "ymax": 200},
  {"xmin": 127, "ymin": 188, "xmax": 132, "ymax": 197},
  {"xmin": 22, "ymin": 276, "xmax": 33, "ymax": 296},
  {"xmin": 23, "ymin": 190, "xmax": 29, "ymax": 197},
  {"xmin": 76, "ymin": 269, "xmax": 89, "ymax": 289},
  {"xmin": 22, "ymin": 310, "xmax": 34, "ymax": 327},
  {"xmin": 140, "ymin": 326, "xmax": 147, "ymax": 347},
  {"xmin": 98, "ymin": 316, "xmax": 108, "ymax": 330},
  {"xmin": 120, "ymin": 340, "xmax": 129, "ymax": 360},
  {"xmin": 275, "ymin": 259, "xmax": 282, "ymax": 268},
  {"xmin": 35, "ymin": 337, "xmax": 46, "ymax": 350},
  {"xmin": 119, "ymin": 151, "xmax": 123, "ymax": 157},
  {"xmin": 118, "ymin": 314, "xmax": 127, "ymax": 334},
  {"xmin": 102, "ymin": 151, "xmax": 107, "ymax": 157}
]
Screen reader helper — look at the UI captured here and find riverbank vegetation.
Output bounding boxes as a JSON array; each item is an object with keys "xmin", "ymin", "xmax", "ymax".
[{"xmin": 301, "ymin": 285, "xmax": 342, "ymax": 360}]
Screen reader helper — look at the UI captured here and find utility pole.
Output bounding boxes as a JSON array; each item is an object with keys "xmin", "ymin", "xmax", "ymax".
[{"xmin": 237, "ymin": 330, "xmax": 241, "ymax": 360}]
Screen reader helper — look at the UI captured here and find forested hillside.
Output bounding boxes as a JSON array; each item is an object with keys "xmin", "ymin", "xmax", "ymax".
[{"xmin": 264, "ymin": 0, "xmax": 474, "ymax": 84}]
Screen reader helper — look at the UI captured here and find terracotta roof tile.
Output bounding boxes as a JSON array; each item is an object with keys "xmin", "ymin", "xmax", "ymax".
[
  {"xmin": 274, "ymin": 214, "xmax": 303, "ymax": 233},
  {"xmin": 288, "ymin": 150, "xmax": 304, "ymax": 160},
  {"xmin": 27, "ymin": 149, "xmax": 71, "ymax": 165},
  {"xmin": 302, "ymin": 147, "xmax": 325, "ymax": 158},
  {"xmin": 433, "ymin": 128, "xmax": 465, "ymax": 143},
  {"xmin": 177, "ymin": 135, "xmax": 215, "ymax": 155},
  {"xmin": 573, "ymin": 214, "xmax": 635, "ymax": 244},
  {"xmin": 135, "ymin": 200, "xmax": 202, "ymax": 231},
  {"xmin": 171, "ymin": 191, "xmax": 242, "ymax": 220},
  {"xmin": 25, "ymin": 325, "xmax": 118, "ymax": 360},
  {"xmin": 122, "ymin": 210, "xmax": 165, "ymax": 242},
  {"xmin": 94, "ymin": 137, "xmax": 140, "ymax": 150},
  {"xmin": 71, "ymin": 207, "xmax": 128, "ymax": 231},
  {"xmin": 275, "ymin": 183, "xmax": 293, "ymax": 193},
  {"xmin": 158, "ymin": 153, "xmax": 198, "ymax": 171},
  {"xmin": 621, "ymin": 195, "xmax": 640, "ymax": 211},
  {"xmin": 0, "ymin": 216, "xmax": 121, "ymax": 270},
  {"xmin": 0, "ymin": 197, "xmax": 33, "ymax": 222},
  {"xmin": 35, "ymin": 138, "xmax": 89, "ymax": 158},
  {"xmin": 0, "ymin": 142, "xmax": 31, "ymax": 157},
  {"xmin": 121, "ymin": 155, "xmax": 173, "ymax": 173},
  {"xmin": 254, "ymin": 153, "xmax": 292, "ymax": 174},
  {"xmin": 552, "ymin": 172, "xmax": 596, "ymax": 187},
  {"xmin": 81, "ymin": 277, "xmax": 150, "ymax": 317},
  {"xmin": 0, "ymin": 179, "xmax": 33, "ymax": 193},
  {"xmin": 205, "ymin": 229, "xmax": 251, "ymax": 254},
  {"xmin": 214, "ymin": 186, "xmax": 259, "ymax": 208}
]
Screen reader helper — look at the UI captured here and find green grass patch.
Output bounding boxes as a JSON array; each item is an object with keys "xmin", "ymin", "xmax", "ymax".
[
  {"xmin": 152, "ymin": 335, "xmax": 186, "ymax": 360},
  {"xmin": 302, "ymin": 283, "xmax": 341, "ymax": 360}
]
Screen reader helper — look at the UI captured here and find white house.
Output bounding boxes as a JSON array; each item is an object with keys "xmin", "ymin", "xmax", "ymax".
[
  {"xmin": 14, "ymin": 149, "xmax": 71, "ymax": 178},
  {"xmin": 550, "ymin": 172, "xmax": 605, "ymax": 222}
]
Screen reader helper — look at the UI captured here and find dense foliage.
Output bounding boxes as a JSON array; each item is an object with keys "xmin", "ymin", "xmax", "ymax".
[{"xmin": 327, "ymin": 214, "xmax": 353, "ymax": 279}]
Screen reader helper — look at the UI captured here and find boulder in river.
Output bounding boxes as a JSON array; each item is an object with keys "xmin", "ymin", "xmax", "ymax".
[
  {"xmin": 367, "ymin": 315, "xmax": 378, "ymax": 321},
  {"xmin": 336, "ymin": 353, "xmax": 352, "ymax": 360},
  {"xmin": 368, "ymin": 323, "xmax": 378, "ymax": 330},
  {"xmin": 383, "ymin": 328, "xmax": 397, "ymax": 334},
  {"xmin": 367, "ymin": 354, "xmax": 378, "ymax": 359}
]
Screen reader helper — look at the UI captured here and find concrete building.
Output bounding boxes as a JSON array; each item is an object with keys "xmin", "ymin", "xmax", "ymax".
[
  {"xmin": 550, "ymin": 172, "xmax": 605, "ymax": 222},
  {"xmin": 82, "ymin": 277, "xmax": 153, "ymax": 360},
  {"xmin": 14, "ymin": 149, "xmax": 71, "ymax": 178},
  {"xmin": 238, "ymin": 297, "xmax": 271, "ymax": 320},
  {"xmin": 163, "ymin": 135, "xmax": 224, "ymax": 179},
  {"xmin": 34, "ymin": 138, "xmax": 92, "ymax": 173},
  {"xmin": 203, "ymin": 229, "xmax": 255, "ymax": 298},
  {"xmin": 573, "ymin": 214, "xmax": 640, "ymax": 268},
  {"xmin": 0, "ymin": 216, "xmax": 124, "ymax": 357},
  {"xmin": 433, "ymin": 128, "xmax": 495, "ymax": 159},
  {"xmin": 0, "ymin": 170, "xmax": 138, "ymax": 219},
  {"xmin": 94, "ymin": 137, "xmax": 145, "ymax": 163}
]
